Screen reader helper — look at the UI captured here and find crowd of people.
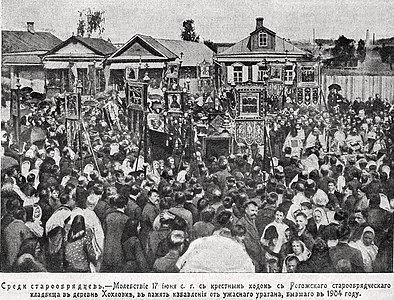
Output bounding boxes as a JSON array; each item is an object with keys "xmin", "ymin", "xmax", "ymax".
[{"xmin": 1, "ymin": 91, "xmax": 393, "ymax": 273}]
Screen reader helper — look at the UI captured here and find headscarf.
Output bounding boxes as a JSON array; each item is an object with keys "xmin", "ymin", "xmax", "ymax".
[
  {"xmin": 282, "ymin": 254, "xmax": 300, "ymax": 273},
  {"xmin": 286, "ymin": 204, "xmax": 301, "ymax": 224},
  {"xmin": 349, "ymin": 226, "xmax": 378, "ymax": 272},
  {"xmin": 312, "ymin": 207, "xmax": 329, "ymax": 228},
  {"xmin": 282, "ymin": 239, "xmax": 312, "ymax": 272},
  {"xmin": 25, "ymin": 204, "xmax": 44, "ymax": 238},
  {"xmin": 261, "ymin": 221, "xmax": 288, "ymax": 254}
]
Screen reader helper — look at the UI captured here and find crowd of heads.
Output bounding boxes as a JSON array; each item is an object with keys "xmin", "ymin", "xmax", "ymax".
[{"xmin": 1, "ymin": 92, "xmax": 394, "ymax": 273}]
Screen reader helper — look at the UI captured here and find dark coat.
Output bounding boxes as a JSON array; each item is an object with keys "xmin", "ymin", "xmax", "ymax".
[
  {"xmin": 121, "ymin": 236, "xmax": 149, "ymax": 272},
  {"xmin": 101, "ymin": 209, "xmax": 129, "ymax": 272},
  {"xmin": 139, "ymin": 202, "xmax": 159, "ymax": 249},
  {"xmin": 237, "ymin": 216, "xmax": 264, "ymax": 271},
  {"xmin": 329, "ymin": 242, "xmax": 365, "ymax": 273},
  {"xmin": 3, "ymin": 219, "xmax": 33, "ymax": 268},
  {"xmin": 297, "ymin": 251, "xmax": 335, "ymax": 273},
  {"xmin": 367, "ymin": 208, "xmax": 392, "ymax": 247},
  {"xmin": 307, "ymin": 219, "xmax": 328, "ymax": 240},
  {"xmin": 255, "ymin": 204, "xmax": 276, "ymax": 237},
  {"xmin": 125, "ymin": 198, "xmax": 142, "ymax": 221}
]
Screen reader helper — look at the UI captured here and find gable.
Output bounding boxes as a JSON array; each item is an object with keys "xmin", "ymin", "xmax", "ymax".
[
  {"xmin": 119, "ymin": 41, "xmax": 159, "ymax": 57},
  {"xmin": 249, "ymin": 29, "xmax": 276, "ymax": 51},
  {"xmin": 112, "ymin": 36, "xmax": 169, "ymax": 59},
  {"xmin": 55, "ymin": 42, "xmax": 97, "ymax": 55}
]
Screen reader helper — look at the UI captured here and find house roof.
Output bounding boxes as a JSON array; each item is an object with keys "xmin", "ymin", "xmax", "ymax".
[
  {"xmin": 107, "ymin": 34, "xmax": 214, "ymax": 66},
  {"xmin": 249, "ymin": 26, "xmax": 276, "ymax": 36},
  {"xmin": 2, "ymin": 53, "xmax": 43, "ymax": 65},
  {"xmin": 44, "ymin": 36, "xmax": 117, "ymax": 57},
  {"xmin": 2, "ymin": 30, "xmax": 62, "ymax": 53},
  {"xmin": 156, "ymin": 38, "xmax": 214, "ymax": 66},
  {"xmin": 218, "ymin": 35, "xmax": 306, "ymax": 56}
]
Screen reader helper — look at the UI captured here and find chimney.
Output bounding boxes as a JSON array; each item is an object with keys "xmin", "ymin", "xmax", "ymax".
[
  {"xmin": 256, "ymin": 17, "xmax": 264, "ymax": 30},
  {"xmin": 366, "ymin": 29, "xmax": 371, "ymax": 46},
  {"xmin": 373, "ymin": 33, "xmax": 375, "ymax": 45},
  {"xmin": 27, "ymin": 22, "xmax": 35, "ymax": 34},
  {"xmin": 312, "ymin": 28, "xmax": 316, "ymax": 45}
]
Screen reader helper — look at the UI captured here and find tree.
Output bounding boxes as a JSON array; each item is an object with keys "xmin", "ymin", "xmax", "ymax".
[
  {"xmin": 181, "ymin": 19, "xmax": 199, "ymax": 42},
  {"xmin": 203, "ymin": 40, "xmax": 217, "ymax": 53},
  {"xmin": 356, "ymin": 39, "xmax": 366, "ymax": 63},
  {"xmin": 378, "ymin": 44, "xmax": 394, "ymax": 70},
  {"xmin": 332, "ymin": 35, "xmax": 356, "ymax": 66},
  {"xmin": 76, "ymin": 9, "xmax": 106, "ymax": 38}
]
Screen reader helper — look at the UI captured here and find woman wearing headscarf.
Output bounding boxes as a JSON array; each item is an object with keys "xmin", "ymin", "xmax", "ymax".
[
  {"xmin": 121, "ymin": 219, "xmax": 149, "ymax": 272},
  {"xmin": 64, "ymin": 215, "xmax": 97, "ymax": 272},
  {"xmin": 349, "ymin": 226, "xmax": 379, "ymax": 272},
  {"xmin": 307, "ymin": 207, "xmax": 329, "ymax": 239},
  {"xmin": 282, "ymin": 239, "xmax": 311, "ymax": 272},
  {"xmin": 24, "ymin": 204, "xmax": 44, "ymax": 238},
  {"xmin": 261, "ymin": 208, "xmax": 289, "ymax": 254}
]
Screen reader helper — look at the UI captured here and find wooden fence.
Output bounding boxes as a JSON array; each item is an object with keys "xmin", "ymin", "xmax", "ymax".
[{"xmin": 321, "ymin": 73, "xmax": 394, "ymax": 103}]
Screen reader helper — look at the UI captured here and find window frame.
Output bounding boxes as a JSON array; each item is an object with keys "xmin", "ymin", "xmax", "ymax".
[
  {"xmin": 284, "ymin": 68, "xmax": 294, "ymax": 83},
  {"xmin": 258, "ymin": 32, "xmax": 268, "ymax": 47},
  {"xmin": 301, "ymin": 66, "xmax": 315, "ymax": 83},
  {"xmin": 233, "ymin": 66, "xmax": 243, "ymax": 83}
]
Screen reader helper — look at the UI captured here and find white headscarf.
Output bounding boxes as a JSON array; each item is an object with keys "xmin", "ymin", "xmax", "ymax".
[{"xmin": 349, "ymin": 226, "xmax": 378, "ymax": 272}]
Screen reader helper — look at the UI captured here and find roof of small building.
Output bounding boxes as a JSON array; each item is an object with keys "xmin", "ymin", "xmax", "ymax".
[
  {"xmin": 75, "ymin": 36, "xmax": 118, "ymax": 55},
  {"xmin": 218, "ymin": 35, "xmax": 306, "ymax": 56},
  {"xmin": 2, "ymin": 30, "xmax": 62, "ymax": 53},
  {"xmin": 156, "ymin": 38, "xmax": 214, "ymax": 66},
  {"xmin": 108, "ymin": 34, "xmax": 214, "ymax": 66},
  {"xmin": 44, "ymin": 35, "xmax": 117, "ymax": 57},
  {"xmin": 2, "ymin": 53, "xmax": 43, "ymax": 65}
]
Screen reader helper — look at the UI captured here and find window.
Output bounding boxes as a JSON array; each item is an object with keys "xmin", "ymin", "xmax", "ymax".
[
  {"xmin": 258, "ymin": 32, "xmax": 268, "ymax": 47},
  {"xmin": 258, "ymin": 66, "xmax": 269, "ymax": 81},
  {"xmin": 301, "ymin": 67, "xmax": 315, "ymax": 82},
  {"xmin": 284, "ymin": 67, "xmax": 294, "ymax": 82},
  {"xmin": 233, "ymin": 66, "xmax": 243, "ymax": 83}
]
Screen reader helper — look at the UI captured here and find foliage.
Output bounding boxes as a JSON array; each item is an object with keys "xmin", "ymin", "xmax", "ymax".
[
  {"xmin": 356, "ymin": 39, "xmax": 366, "ymax": 63},
  {"xmin": 203, "ymin": 40, "xmax": 217, "ymax": 53},
  {"xmin": 378, "ymin": 44, "xmax": 394, "ymax": 70},
  {"xmin": 76, "ymin": 9, "xmax": 105, "ymax": 38},
  {"xmin": 181, "ymin": 19, "xmax": 200, "ymax": 42},
  {"xmin": 332, "ymin": 35, "xmax": 356, "ymax": 66}
]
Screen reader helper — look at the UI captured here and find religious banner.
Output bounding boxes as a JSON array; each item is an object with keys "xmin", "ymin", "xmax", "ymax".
[
  {"xmin": 125, "ymin": 67, "xmax": 139, "ymax": 81},
  {"xmin": 147, "ymin": 113, "xmax": 165, "ymax": 133},
  {"xmin": 165, "ymin": 91, "xmax": 183, "ymax": 113},
  {"xmin": 126, "ymin": 81, "xmax": 146, "ymax": 111},
  {"xmin": 65, "ymin": 93, "xmax": 80, "ymax": 119},
  {"xmin": 65, "ymin": 118, "xmax": 80, "ymax": 153},
  {"xmin": 234, "ymin": 119, "xmax": 266, "ymax": 146},
  {"xmin": 199, "ymin": 59, "xmax": 210, "ymax": 78},
  {"xmin": 165, "ymin": 62, "xmax": 180, "ymax": 79},
  {"xmin": 209, "ymin": 114, "xmax": 225, "ymax": 133}
]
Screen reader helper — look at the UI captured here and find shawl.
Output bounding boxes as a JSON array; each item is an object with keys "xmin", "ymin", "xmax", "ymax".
[{"xmin": 349, "ymin": 226, "xmax": 379, "ymax": 272}]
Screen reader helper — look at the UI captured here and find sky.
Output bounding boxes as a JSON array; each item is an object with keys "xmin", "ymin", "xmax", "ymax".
[{"xmin": 2, "ymin": 0, "xmax": 393, "ymax": 44}]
